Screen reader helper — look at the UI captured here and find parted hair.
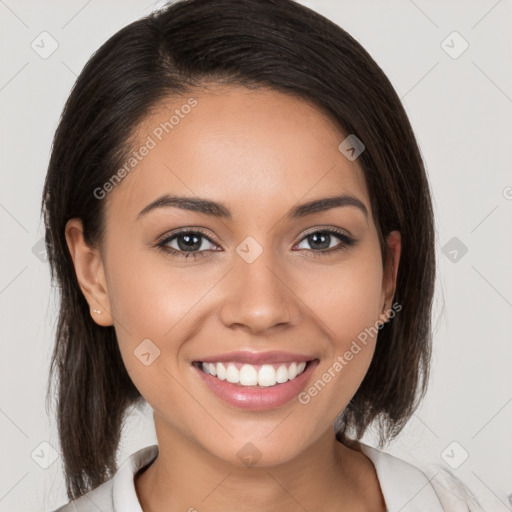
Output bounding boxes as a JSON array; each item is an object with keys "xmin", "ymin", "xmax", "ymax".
[{"xmin": 42, "ymin": 0, "xmax": 436, "ymax": 500}]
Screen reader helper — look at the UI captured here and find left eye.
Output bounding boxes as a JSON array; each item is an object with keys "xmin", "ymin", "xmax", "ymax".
[{"xmin": 295, "ymin": 230, "xmax": 354, "ymax": 252}]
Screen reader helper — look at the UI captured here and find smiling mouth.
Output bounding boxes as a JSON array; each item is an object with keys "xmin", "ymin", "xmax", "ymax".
[{"xmin": 193, "ymin": 360, "xmax": 315, "ymax": 388}]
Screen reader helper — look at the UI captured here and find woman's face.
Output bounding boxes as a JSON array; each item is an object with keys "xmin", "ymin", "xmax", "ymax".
[{"xmin": 67, "ymin": 84, "xmax": 400, "ymax": 466}]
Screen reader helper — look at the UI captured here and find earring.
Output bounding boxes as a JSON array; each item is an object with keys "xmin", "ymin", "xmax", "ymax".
[{"xmin": 93, "ymin": 309, "xmax": 102, "ymax": 315}]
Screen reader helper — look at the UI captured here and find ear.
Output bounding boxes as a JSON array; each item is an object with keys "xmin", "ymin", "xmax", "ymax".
[
  {"xmin": 64, "ymin": 218, "xmax": 113, "ymax": 327},
  {"xmin": 379, "ymin": 230, "xmax": 401, "ymax": 323}
]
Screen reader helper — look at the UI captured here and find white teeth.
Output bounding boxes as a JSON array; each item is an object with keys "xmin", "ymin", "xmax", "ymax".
[
  {"xmin": 239, "ymin": 364, "xmax": 258, "ymax": 386},
  {"xmin": 288, "ymin": 362, "xmax": 298, "ymax": 380},
  {"xmin": 216, "ymin": 362, "xmax": 226, "ymax": 380},
  {"xmin": 258, "ymin": 365, "xmax": 276, "ymax": 387},
  {"xmin": 275, "ymin": 364, "xmax": 289, "ymax": 383},
  {"xmin": 200, "ymin": 361, "xmax": 309, "ymax": 387},
  {"xmin": 226, "ymin": 364, "xmax": 239, "ymax": 383}
]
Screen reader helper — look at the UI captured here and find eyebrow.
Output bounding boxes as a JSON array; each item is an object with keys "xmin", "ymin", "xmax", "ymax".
[{"xmin": 137, "ymin": 193, "xmax": 368, "ymax": 220}]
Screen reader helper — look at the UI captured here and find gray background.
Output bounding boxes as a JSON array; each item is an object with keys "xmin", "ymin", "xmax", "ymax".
[{"xmin": 0, "ymin": 0, "xmax": 511, "ymax": 510}]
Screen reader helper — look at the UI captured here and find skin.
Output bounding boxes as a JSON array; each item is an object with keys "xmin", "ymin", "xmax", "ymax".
[{"xmin": 65, "ymin": 84, "xmax": 401, "ymax": 512}]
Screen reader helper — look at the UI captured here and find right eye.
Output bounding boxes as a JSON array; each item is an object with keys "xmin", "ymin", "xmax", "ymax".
[{"xmin": 156, "ymin": 229, "xmax": 219, "ymax": 260}]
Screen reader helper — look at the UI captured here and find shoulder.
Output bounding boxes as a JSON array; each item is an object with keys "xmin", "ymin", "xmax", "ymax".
[
  {"xmin": 359, "ymin": 443, "xmax": 485, "ymax": 512},
  {"xmin": 50, "ymin": 479, "xmax": 114, "ymax": 512},
  {"xmin": 50, "ymin": 444, "xmax": 159, "ymax": 512},
  {"xmin": 429, "ymin": 466, "xmax": 486, "ymax": 512}
]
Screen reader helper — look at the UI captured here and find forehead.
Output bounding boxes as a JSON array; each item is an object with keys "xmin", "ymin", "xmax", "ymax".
[{"xmin": 105, "ymin": 84, "xmax": 370, "ymax": 223}]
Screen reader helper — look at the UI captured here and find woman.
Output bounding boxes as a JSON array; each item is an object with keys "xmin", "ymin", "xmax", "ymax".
[{"xmin": 42, "ymin": 0, "xmax": 483, "ymax": 510}]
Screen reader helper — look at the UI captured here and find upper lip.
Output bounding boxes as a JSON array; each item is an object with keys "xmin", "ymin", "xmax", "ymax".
[{"xmin": 195, "ymin": 351, "xmax": 317, "ymax": 365}]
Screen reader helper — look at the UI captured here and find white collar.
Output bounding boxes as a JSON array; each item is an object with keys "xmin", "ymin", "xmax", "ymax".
[
  {"xmin": 359, "ymin": 443, "xmax": 445, "ymax": 511},
  {"xmin": 111, "ymin": 443, "xmax": 445, "ymax": 511},
  {"xmin": 112, "ymin": 444, "xmax": 158, "ymax": 511}
]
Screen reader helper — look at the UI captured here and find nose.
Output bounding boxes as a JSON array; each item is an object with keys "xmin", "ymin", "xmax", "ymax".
[{"xmin": 219, "ymin": 247, "xmax": 301, "ymax": 335}]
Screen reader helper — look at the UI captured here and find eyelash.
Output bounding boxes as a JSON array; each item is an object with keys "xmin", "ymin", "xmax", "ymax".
[{"xmin": 155, "ymin": 227, "xmax": 356, "ymax": 261}]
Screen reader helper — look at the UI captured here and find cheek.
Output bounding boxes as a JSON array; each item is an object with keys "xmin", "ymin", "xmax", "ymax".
[
  {"xmin": 103, "ymin": 245, "xmax": 222, "ymax": 397},
  {"xmin": 326, "ymin": 265, "xmax": 382, "ymax": 344},
  {"xmin": 106, "ymin": 243, "xmax": 211, "ymax": 340},
  {"xmin": 292, "ymin": 248, "xmax": 384, "ymax": 414},
  {"xmin": 105, "ymin": 259, "xmax": 196, "ymax": 413},
  {"xmin": 297, "ymin": 248, "xmax": 384, "ymax": 346}
]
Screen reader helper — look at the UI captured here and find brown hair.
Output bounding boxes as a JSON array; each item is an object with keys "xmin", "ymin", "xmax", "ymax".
[{"xmin": 42, "ymin": 0, "xmax": 435, "ymax": 500}]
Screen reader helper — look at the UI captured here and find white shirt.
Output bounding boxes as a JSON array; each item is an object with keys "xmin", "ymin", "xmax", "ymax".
[{"xmin": 53, "ymin": 443, "xmax": 484, "ymax": 511}]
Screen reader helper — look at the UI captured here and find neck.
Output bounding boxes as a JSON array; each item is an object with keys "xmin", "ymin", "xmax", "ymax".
[{"xmin": 135, "ymin": 414, "xmax": 385, "ymax": 512}]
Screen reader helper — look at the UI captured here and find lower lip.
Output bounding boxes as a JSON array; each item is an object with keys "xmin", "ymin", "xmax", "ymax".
[{"xmin": 194, "ymin": 360, "xmax": 319, "ymax": 410}]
